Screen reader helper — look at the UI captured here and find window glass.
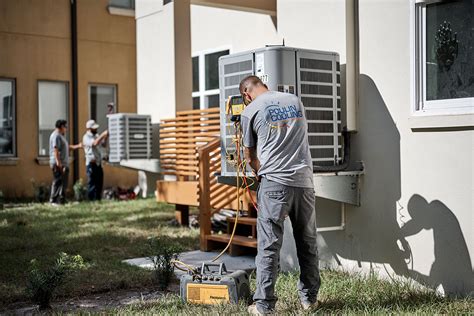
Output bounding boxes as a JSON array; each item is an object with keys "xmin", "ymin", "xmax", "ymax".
[
  {"xmin": 109, "ymin": 0, "xmax": 135, "ymax": 9},
  {"xmin": 90, "ymin": 85, "xmax": 116, "ymax": 133},
  {"xmin": 425, "ymin": 0, "xmax": 473, "ymax": 101},
  {"xmin": 206, "ymin": 94, "xmax": 220, "ymax": 108},
  {"xmin": 38, "ymin": 81, "xmax": 68, "ymax": 156},
  {"xmin": 0, "ymin": 79, "xmax": 15, "ymax": 156},
  {"xmin": 205, "ymin": 50, "xmax": 229, "ymax": 90},
  {"xmin": 192, "ymin": 56, "xmax": 199, "ymax": 93},
  {"xmin": 193, "ymin": 97, "xmax": 200, "ymax": 110}
]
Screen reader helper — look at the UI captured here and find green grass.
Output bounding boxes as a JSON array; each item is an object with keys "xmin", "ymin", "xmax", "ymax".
[
  {"xmin": 115, "ymin": 271, "xmax": 473, "ymax": 315},
  {"xmin": 0, "ymin": 199, "xmax": 199, "ymax": 309},
  {"xmin": 0, "ymin": 199, "xmax": 472, "ymax": 314}
]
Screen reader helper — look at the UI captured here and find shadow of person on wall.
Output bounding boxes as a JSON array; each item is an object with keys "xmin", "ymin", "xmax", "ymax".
[
  {"xmin": 320, "ymin": 74, "xmax": 410, "ymax": 274},
  {"xmin": 399, "ymin": 194, "xmax": 474, "ymax": 295}
]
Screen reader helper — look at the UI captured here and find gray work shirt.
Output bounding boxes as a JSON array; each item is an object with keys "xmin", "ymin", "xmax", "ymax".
[
  {"xmin": 49, "ymin": 130, "xmax": 69, "ymax": 167},
  {"xmin": 241, "ymin": 91, "xmax": 313, "ymax": 188},
  {"xmin": 82, "ymin": 131, "xmax": 102, "ymax": 166}
]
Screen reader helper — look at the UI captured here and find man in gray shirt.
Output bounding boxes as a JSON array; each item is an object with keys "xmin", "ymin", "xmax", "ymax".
[
  {"xmin": 49, "ymin": 119, "xmax": 81, "ymax": 205},
  {"xmin": 240, "ymin": 76, "xmax": 320, "ymax": 314},
  {"xmin": 82, "ymin": 119, "xmax": 108, "ymax": 201}
]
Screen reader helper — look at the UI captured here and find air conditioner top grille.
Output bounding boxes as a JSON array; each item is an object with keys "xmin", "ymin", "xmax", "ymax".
[{"xmin": 224, "ymin": 60, "xmax": 253, "ymax": 74}]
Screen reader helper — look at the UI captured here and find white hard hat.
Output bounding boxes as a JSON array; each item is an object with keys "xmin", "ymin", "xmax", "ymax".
[{"xmin": 86, "ymin": 119, "xmax": 99, "ymax": 129}]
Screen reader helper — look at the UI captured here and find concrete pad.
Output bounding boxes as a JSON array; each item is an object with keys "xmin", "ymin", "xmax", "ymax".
[{"xmin": 123, "ymin": 250, "xmax": 256, "ymax": 276}]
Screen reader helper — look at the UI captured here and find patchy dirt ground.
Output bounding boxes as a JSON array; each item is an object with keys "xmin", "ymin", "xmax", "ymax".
[{"xmin": 4, "ymin": 284, "xmax": 179, "ymax": 315}]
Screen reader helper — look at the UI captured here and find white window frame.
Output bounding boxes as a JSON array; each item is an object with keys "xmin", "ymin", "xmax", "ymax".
[
  {"xmin": 37, "ymin": 80, "xmax": 69, "ymax": 157},
  {"xmin": 0, "ymin": 78, "xmax": 16, "ymax": 158},
  {"xmin": 413, "ymin": 0, "xmax": 474, "ymax": 116},
  {"xmin": 192, "ymin": 46, "xmax": 231, "ymax": 109}
]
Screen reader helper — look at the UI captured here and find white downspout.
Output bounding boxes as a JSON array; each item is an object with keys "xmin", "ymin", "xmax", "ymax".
[{"xmin": 345, "ymin": 0, "xmax": 359, "ymax": 132}]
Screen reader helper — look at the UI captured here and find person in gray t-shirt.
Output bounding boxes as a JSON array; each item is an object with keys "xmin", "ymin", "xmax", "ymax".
[
  {"xmin": 49, "ymin": 119, "xmax": 82, "ymax": 205},
  {"xmin": 240, "ymin": 76, "xmax": 320, "ymax": 315}
]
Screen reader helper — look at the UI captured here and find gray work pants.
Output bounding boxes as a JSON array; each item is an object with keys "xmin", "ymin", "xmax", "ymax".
[
  {"xmin": 49, "ymin": 166, "xmax": 69, "ymax": 204},
  {"xmin": 254, "ymin": 177, "xmax": 320, "ymax": 313}
]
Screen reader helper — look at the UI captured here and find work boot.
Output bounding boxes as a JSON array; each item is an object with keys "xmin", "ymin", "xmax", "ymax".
[
  {"xmin": 301, "ymin": 300, "xmax": 320, "ymax": 311},
  {"xmin": 247, "ymin": 304, "xmax": 272, "ymax": 315}
]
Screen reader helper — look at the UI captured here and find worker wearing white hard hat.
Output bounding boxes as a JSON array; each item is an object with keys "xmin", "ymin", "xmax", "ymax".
[{"xmin": 82, "ymin": 119, "xmax": 108, "ymax": 201}]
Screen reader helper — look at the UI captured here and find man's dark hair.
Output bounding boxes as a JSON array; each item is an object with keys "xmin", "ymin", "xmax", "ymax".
[
  {"xmin": 55, "ymin": 119, "xmax": 67, "ymax": 129},
  {"xmin": 239, "ymin": 75, "xmax": 266, "ymax": 95}
]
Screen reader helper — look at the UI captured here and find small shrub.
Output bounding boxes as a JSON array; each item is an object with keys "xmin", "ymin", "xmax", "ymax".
[
  {"xmin": 73, "ymin": 179, "xmax": 87, "ymax": 202},
  {"xmin": 26, "ymin": 252, "xmax": 86, "ymax": 310},
  {"xmin": 146, "ymin": 237, "xmax": 184, "ymax": 290},
  {"xmin": 31, "ymin": 179, "xmax": 50, "ymax": 203}
]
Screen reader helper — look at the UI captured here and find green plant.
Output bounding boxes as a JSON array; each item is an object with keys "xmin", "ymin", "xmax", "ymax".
[
  {"xmin": 146, "ymin": 237, "xmax": 184, "ymax": 290},
  {"xmin": 31, "ymin": 179, "xmax": 50, "ymax": 203},
  {"xmin": 26, "ymin": 252, "xmax": 86, "ymax": 310},
  {"xmin": 73, "ymin": 179, "xmax": 87, "ymax": 202}
]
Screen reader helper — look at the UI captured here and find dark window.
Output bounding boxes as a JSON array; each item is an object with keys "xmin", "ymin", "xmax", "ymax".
[
  {"xmin": 109, "ymin": 0, "xmax": 135, "ymax": 9},
  {"xmin": 192, "ymin": 56, "xmax": 199, "ymax": 93},
  {"xmin": 89, "ymin": 84, "xmax": 117, "ymax": 133},
  {"xmin": 193, "ymin": 97, "xmax": 200, "ymax": 110},
  {"xmin": 0, "ymin": 79, "xmax": 15, "ymax": 157},
  {"xmin": 205, "ymin": 50, "xmax": 229, "ymax": 90},
  {"xmin": 206, "ymin": 94, "xmax": 220, "ymax": 108},
  {"xmin": 425, "ymin": 0, "xmax": 473, "ymax": 101}
]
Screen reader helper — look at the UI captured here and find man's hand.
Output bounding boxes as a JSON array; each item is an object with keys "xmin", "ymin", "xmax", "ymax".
[
  {"xmin": 92, "ymin": 130, "xmax": 109, "ymax": 147},
  {"xmin": 244, "ymin": 147, "xmax": 261, "ymax": 181}
]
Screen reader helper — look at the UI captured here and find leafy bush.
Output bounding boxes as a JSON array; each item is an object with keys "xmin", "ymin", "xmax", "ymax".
[
  {"xmin": 73, "ymin": 179, "xmax": 87, "ymax": 202},
  {"xmin": 146, "ymin": 237, "xmax": 184, "ymax": 290},
  {"xmin": 26, "ymin": 252, "xmax": 86, "ymax": 310}
]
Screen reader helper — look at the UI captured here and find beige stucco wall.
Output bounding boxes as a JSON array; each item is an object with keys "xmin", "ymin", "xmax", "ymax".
[
  {"xmin": 278, "ymin": 0, "xmax": 473, "ymax": 295},
  {"xmin": 0, "ymin": 0, "xmax": 138, "ymax": 198},
  {"xmin": 136, "ymin": 1, "xmax": 280, "ymax": 123}
]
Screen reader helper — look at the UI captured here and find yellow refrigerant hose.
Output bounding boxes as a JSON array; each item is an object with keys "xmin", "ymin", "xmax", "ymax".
[{"xmin": 171, "ymin": 122, "xmax": 243, "ymax": 272}]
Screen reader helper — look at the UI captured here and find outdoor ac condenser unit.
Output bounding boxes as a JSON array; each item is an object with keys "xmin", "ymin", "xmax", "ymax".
[
  {"xmin": 219, "ymin": 46, "xmax": 342, "ymax": 177},
  {"xmin": 107, "ymin": 113, "xmax": 151, "ymax": 163}
]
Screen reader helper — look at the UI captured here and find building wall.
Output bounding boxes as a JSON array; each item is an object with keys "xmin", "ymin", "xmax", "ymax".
[
  {"xmin": 136, "ymin": 1, "xmax": 280, "ymax": 122},
  {"xmin": 0, "ymin": 0, "xmax": 137, "ymax": 198},
  {"xmin": 278, "ymin": 0, "xmax": 473, "ymax": 295}
]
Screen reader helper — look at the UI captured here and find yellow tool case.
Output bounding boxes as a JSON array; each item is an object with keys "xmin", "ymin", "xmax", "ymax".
[{"xmin": 179, "ymin": 262, "xmax": 250, "ymax": 305}]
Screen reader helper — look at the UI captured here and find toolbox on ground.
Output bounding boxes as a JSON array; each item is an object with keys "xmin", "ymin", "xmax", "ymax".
[{"xmin": 179, "ymin": 262, "xmax": 251, "ymax": 305}]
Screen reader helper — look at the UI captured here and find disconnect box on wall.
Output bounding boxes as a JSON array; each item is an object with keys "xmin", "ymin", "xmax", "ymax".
[{"xmin": 108, "ymin": 113, "xmax": 151, "ymax": 163}]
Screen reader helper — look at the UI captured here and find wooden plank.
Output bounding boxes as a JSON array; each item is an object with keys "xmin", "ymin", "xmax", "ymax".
[
  {"xmin": 160, "ymin": 159, "xmax": 198, "ymax": 166},
  {"xmin": 160, "ymin": 144, "xmax": 197, "ymax": 149},
  {"xmin": 160, "ymin": 119, "xmax": 220, "ymax": 128},
  {"xmin": 161, "ymin": 114, "xmax": 220, "ymax": 122},
  {"xmin": 160, "ymin": 165, "xmax": 198, "ymax": 172},
  {"xmin": 177, "ymin": 108, "xmax": 219, "ymax": 116},
  {"xmin": 198, "ymin": 143, "xmax": 212, "ymax": 251},
  {"xmin": 159, "ymin": 154, "xmax": 197, "ymax": 160},
  {"xmin": 161, "ymin": 171, "xmax": 198, "ymax": 176},
  {"xmin": 227, "ymin": 217, "xmax": 257, "ymax": 226},
  {"xmin": 162, "ymin": 131, "xmax": 219, "ymax": 138},
  {"xmin": 156, "ymin": 180, "xmax": 199, "ymax": 206},
  {"xmin": 160, "ymin": 149, "xmax": 196, "ymax": 155},
  {"xmin": 160, "ymin": 137, "xmax": 216, "ymax": 144},
  {"xmin": 206, "ymin": 234, "xmax": 257, "ymax": 248},
  {"xmin": 160, "ymin": 125, "xmax": 221, "ymax": 133}
]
